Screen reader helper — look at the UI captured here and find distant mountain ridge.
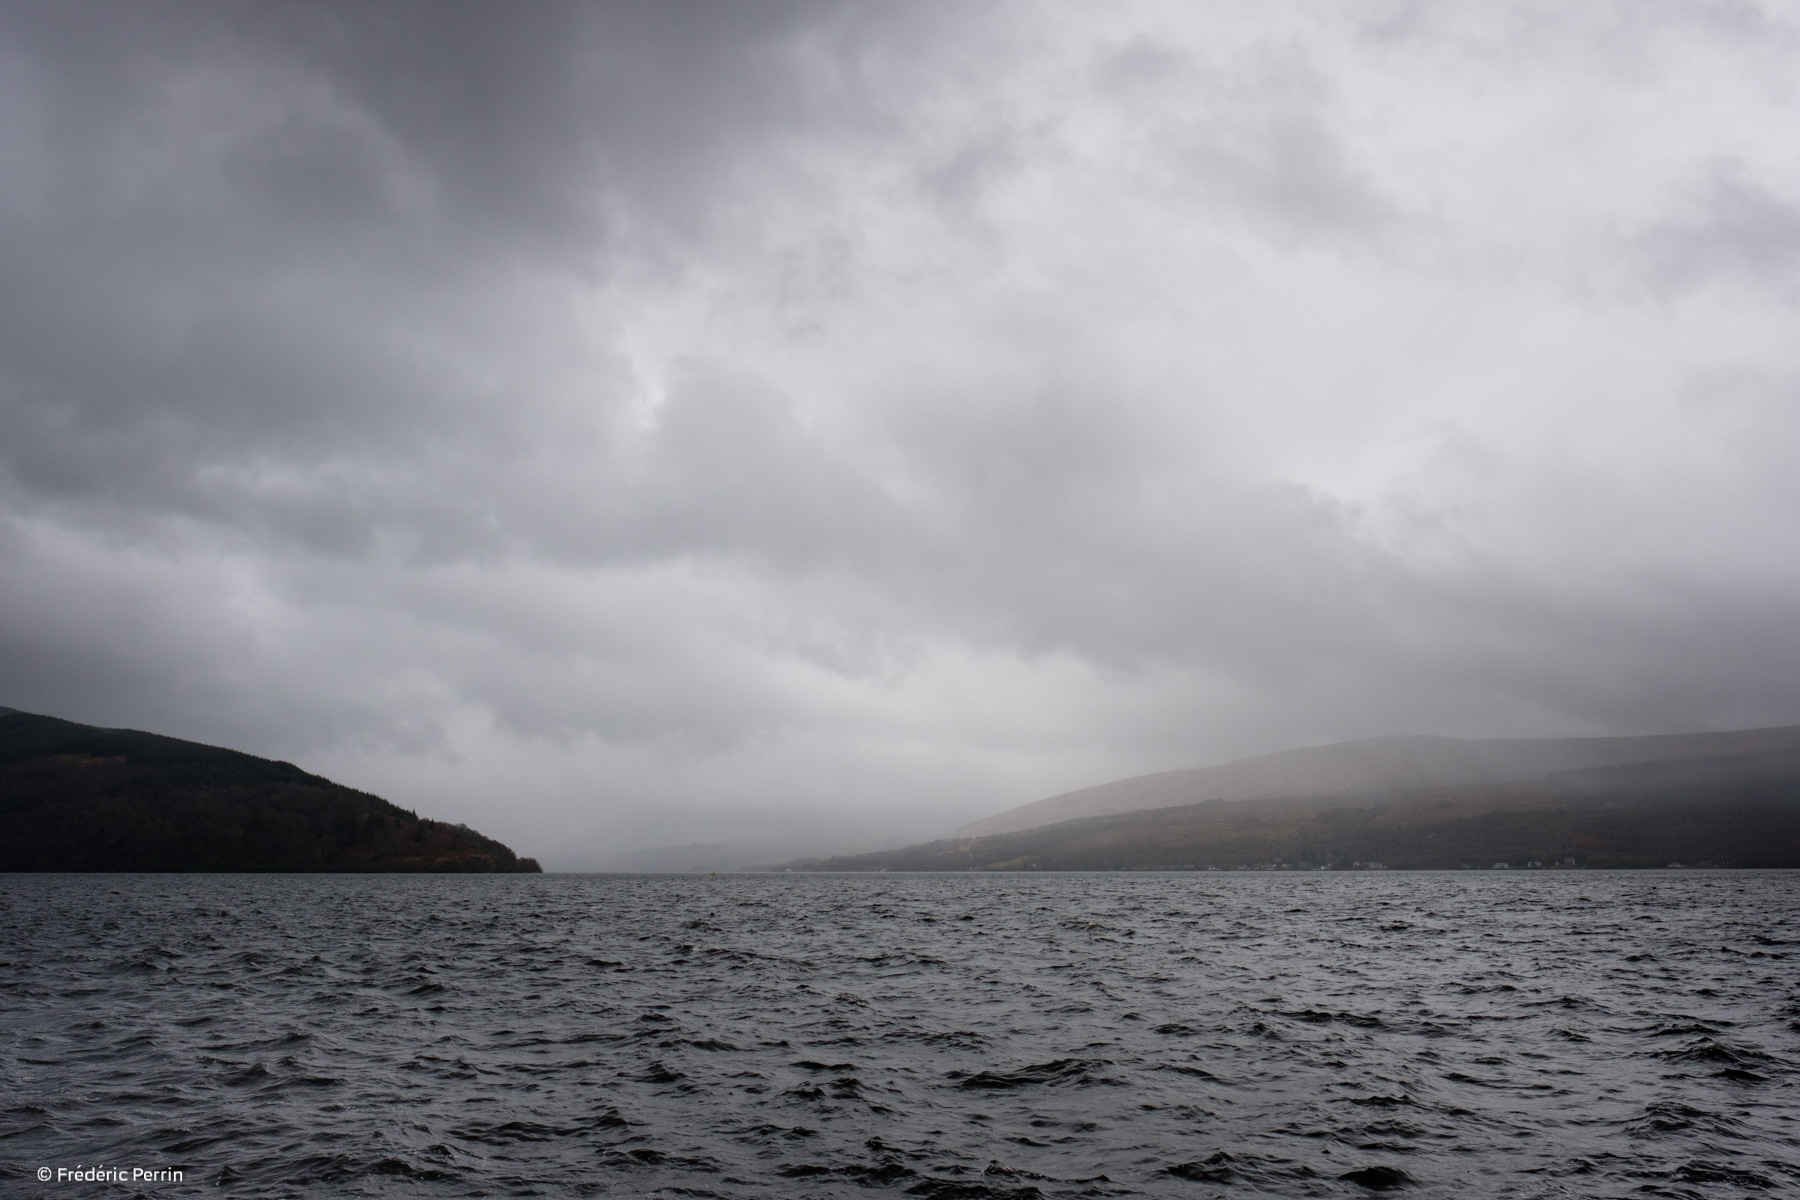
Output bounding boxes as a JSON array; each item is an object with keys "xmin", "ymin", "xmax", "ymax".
[
  {"xmin": 958, "ymin": 725, "xmax": 1800, "ymax": 837},
  {"xmin": 798, "ymin": 734, "xmax": 1800, "ymax": 873},
  {"xmin": 0, "ymin": 708, "xmax": 540, "ymax": 872}
]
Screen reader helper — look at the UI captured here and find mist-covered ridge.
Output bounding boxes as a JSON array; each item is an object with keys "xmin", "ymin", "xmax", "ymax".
[{"xmin": 959, "ymin": 725, "xmax": 1800, "ymax": 837}]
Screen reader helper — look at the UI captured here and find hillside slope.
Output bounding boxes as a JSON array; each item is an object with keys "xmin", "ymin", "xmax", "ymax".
[
  {"xmin": 0, "ymin": 708, "xmax": 540, "ymax": 872},
  {"xmin": 803, "ymin": 745, "xmax": 1800, "ymax": 872},
  {"xmin": 958, "ymin": 724, "xmax": 1800, "ymax": 837}
]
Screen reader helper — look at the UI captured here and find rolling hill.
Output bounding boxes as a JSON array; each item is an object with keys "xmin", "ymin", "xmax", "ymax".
[
  {"xmin": 957, "ymin": 724, "xmax": 1800, "ymax": 837},
  {"xmin": 799, "ymin": 736, "xmax": 1800, "ymax": 872},
  {"xmin": 0, "ymin": 707, "xmax": 541, "ymax": 872}
]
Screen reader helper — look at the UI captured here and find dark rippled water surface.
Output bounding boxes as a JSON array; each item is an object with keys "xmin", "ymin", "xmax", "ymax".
[{"xmin": 4, "ymin": 872, "xmax": 1799, "ymax": 1198}]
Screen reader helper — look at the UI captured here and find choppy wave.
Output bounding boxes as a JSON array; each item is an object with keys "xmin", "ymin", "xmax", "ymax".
[{"xmin": 3, "ymin": 871, "xmax": 1798, "ymax": 1197}]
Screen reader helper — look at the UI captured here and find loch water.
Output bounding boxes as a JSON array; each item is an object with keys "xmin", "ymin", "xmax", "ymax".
[{"xmin": 3, "ymin": 871, "xmax": 1797, "ymax": 1198}]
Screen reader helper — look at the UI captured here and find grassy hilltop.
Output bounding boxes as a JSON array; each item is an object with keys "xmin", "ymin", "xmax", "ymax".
[{"xmin": 0, "ymin": 708, "xmax": 540, "ymax": 873}]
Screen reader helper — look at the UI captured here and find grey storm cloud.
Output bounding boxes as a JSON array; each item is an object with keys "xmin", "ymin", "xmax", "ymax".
[{"xmin": 2, "ymin": 1, "xmax": 1798, "ymax": 865}]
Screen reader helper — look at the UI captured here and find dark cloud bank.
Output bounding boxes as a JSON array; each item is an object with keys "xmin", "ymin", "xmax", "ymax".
[{"xmin": 2, "ymin": 1, "xmax": 1798, "ymax": 867}]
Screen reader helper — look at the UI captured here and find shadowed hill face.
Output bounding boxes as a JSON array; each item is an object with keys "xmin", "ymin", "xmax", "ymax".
[
  {"xmin": 802, "ymin": 742, "xmax": 1800, "ymax": 873},
  {"xmin": 0, "ymin": 710, "xmax": 540, "ymax": 873},
  {"xmin": 1, "ymin": 711, "xmax": 327, "ymax": 789},
  {"xmin": 957, "ymin": 725, "xmax": 1800, "ymax": 837}
]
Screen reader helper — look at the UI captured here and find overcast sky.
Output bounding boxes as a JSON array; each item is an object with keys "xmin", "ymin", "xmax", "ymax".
[{"xmin": 3, "ymin": 1, "xmax": 1798, "ymax": 865}]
